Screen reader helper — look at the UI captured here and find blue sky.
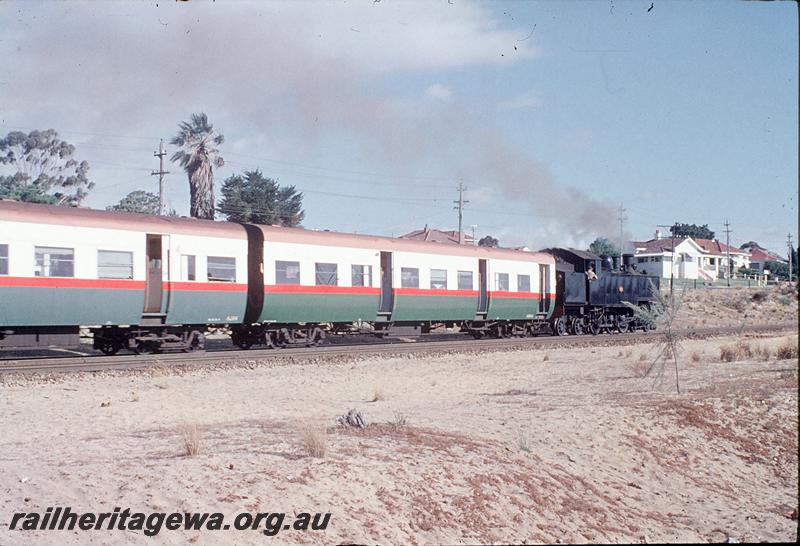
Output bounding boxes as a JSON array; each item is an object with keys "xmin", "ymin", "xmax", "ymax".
[{"xmin": 1, "ymin": 0, "xmax": 796, "ymax": 253}]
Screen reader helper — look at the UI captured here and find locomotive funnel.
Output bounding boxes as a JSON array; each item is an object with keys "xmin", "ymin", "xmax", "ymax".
[{"xmin": 623, "ymin": 253, "xmax": 635, "ymax": 272}]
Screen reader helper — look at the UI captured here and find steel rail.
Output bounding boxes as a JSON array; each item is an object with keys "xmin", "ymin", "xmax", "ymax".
[{"xmin": 1, "ymin": 323, "xmax": 795, "ymax": 376}]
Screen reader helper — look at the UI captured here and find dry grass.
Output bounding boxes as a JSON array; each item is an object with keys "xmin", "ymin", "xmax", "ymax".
[
  {"xmin": 629, "ymin": 358, "xmax": 650, "ymax": 378},
  {"xmin": 389, "ymin": 411, "xmax": 409, "ymax": 428},
  {"xmin": 301, "ymin": 424, "xmax": 327, "ymax": 458},
  {"xmin": 720, "ymin": 341, "xmax": 753, "ymax": 363},
  {"xmin": 370, "ymin": 385, "xmax": 386, "ymax": 402},
  {"xmin": 753, "ymin": 345, "xmax": 772, "ymax": 361},
  {"xmin": 775, "ymin": 339, "xmax": 798, "ymax": 360},
  {"xmin": 181, "ymin": 422, "xmax": 201, "ymax": 457},
  {"xmin": 516, "ymin": 431, "xmax": 531, "ymax": 453}
]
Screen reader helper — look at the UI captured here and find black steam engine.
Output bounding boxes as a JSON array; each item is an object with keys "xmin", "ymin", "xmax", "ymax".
[{"xmin": 546, "ymin": 248, "xmax": 660, "ymax": 336}]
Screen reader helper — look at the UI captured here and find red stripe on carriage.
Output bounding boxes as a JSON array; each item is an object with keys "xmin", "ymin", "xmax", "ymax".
[
  {"xmin": 392, "ymin": 288, "xmax": 480, "ymax": 297},
  {"xmin": 264, "ymin": 284, "xmax": 381, "ymax": 295},
  {"xmin": 0, "ymin": 276, "xmax": 146, "ymax": 290},
  {"xmin": 488, "ymin": 291, "xmax": 540, "ymax": 299},
  {"xmin": 167, "ymin": 281, "xmax": 248, "ymax": 292}
]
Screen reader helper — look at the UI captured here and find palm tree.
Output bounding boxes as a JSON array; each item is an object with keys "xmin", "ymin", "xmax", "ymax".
[{"xmin": 170, "ymin": 113, "xmax": 224, "ymax": 219}]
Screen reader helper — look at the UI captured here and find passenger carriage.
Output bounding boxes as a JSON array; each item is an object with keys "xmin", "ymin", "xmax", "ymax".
[{"xmin": 0, "ymin": 201, "xmax": 248, "ymax": 353}]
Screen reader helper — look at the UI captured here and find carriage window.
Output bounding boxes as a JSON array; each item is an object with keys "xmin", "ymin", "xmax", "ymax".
[
  {"xmin": 98, "ymin": 250, "xmax": 133, "ymax": 279},
  {"xmin": 351, "ymin": 264, "xmax": 372, "ymax": 287},
  {"xmin": 315, "ymin": 263, "xmax": 338, "ymax": 286},
  {"xmin": 182, "ymin": 254, "xmax": 196, "ymax": 281},
  {"xmin": 496, "ymin": 272, "xmax": 509, "ymax": 291},
  {"xmin": 35, "ymin": 246, "xmax": 74, "ymax": 277},
  {"xmin": 401, "ymin": 267, "xmax": 419, "ymax": 288},
  {"xmin": 0, "ymin": 244, "xmax": 7, "ymax": 275},
  {"xmin": 276, "ymin": 260, "xmax": 300, "ymax": 284},
  {"xmin": 430, "ymin": 269, "xmax": 447, "ymax": 289},
  {"xmin": 207, "ymin": 256, "xmax": 236, "ymax": 282},
  {"xmin": 517, "ymin": 274, "xmax": 531, "ymax": 292},
  {"xmin": 457, "ymin": 270, "xmax": 473, "ymax": 290}
]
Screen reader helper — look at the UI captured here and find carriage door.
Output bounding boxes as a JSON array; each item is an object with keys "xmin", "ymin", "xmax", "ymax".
[
  {"xmin": 538, "ymin": 264, "xmax": 550, "ymax": 314},
  {"xmin": 477, "ymin": 259, "xmax": 489, "ymax": 314},
  {"xmin": 378, "ymin": 251, "xmax": 394, "ymax": 314},
  {"xmin": 143, "ymin": 234, "xmax": 163, "ymax": 314}
]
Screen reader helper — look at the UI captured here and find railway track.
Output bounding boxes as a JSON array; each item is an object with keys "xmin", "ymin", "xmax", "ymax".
[{"xmin": 1, "ymin": 322, "xmax": 795, "ymax": 375}]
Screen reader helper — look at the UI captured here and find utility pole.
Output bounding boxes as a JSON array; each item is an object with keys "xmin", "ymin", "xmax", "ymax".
[
  {"xmin": 723, "ymin": 219, "xmax": 732, "ymax": 287},
  {"xmin": 470, "ymin": 224, "xmax": 478, "ymax": 246},
  {"xmin": 617, "ymin": 202, "xmax": 627, "ymax": 257},
  {"xmin": 788, "ymin": 233, "xmax": 794, "ymax": 283},
  {"xmin": 453, "ymin": 182, "xmax": 469, "ymax": 244},
  {"xmin": 151, "ymin": 139, "xmax": 170, "ymax": 216}
]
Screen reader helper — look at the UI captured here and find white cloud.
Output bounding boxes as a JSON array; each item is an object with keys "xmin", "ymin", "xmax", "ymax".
[
  {"xmin": 497, "ymin": 90, "xmax": 539, "ymax": 110},
  {"xmin": 425, "ymin": 84, "xmax": 453, "ymax": 102}
]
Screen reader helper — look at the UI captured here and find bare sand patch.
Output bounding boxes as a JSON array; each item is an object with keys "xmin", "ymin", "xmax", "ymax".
[{"xmin": 1, "ymin": 328, "xmax": 797, "ymax": 544}]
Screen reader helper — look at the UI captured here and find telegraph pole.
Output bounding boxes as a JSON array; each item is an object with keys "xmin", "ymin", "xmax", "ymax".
[
  {"xmin": 788, "ymin": 233, "xmax": 794, "ymax": 282},
  {"xmin": 470, "ymin": 224, "xmax": 478, "ymax": 245},
  {"xmin": 453, "ymin": 182, "xmax": 469, "ymax": 244},
  {"xmin": 723, "ymin": 219, "xmax": 732, "ymax": 287},
  {"xmin": 151, "ymin": 139, "xmax": 170, "ymax": 215},
  {"xmin": 617, "ymin": 202, "xmax": 627, "ymax": 256}
]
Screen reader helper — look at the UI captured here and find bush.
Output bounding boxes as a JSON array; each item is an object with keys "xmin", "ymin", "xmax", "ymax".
[
  {"xmin": 775, "ymin": 339, "xmax": 798, "ymax": 360},
  {"xmin": 720, "ymin": 341, "xmax": 752, "ymax": 362}
]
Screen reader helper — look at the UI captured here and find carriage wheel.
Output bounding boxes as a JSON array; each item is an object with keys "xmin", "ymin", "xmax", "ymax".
[
  {"xmin": 99, "ymin": 340, "xmax": 122, "ymax": 356},
  {"xmin": 554, "ymin": 317, "xmax": 569, "ymax": 336}
]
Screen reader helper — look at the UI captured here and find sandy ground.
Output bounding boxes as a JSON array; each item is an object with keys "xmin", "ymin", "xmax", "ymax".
[
  {"xmin": 673, "ymin": 283, "xmax": 798, "ymax": 329},
  {"xmin": 0, "ymin": 285, "xmax": 798, "ymax": 544}
]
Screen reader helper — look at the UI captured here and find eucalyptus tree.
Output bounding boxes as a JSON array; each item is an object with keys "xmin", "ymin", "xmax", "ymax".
[{"xmin": 0, "ymin": 129, "xmax": 93, "ymax": 206}]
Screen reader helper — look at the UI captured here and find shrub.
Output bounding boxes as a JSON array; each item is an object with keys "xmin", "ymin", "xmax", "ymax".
[
  {"xmin": 775, "ymin": 339, "xmax": 798, "ymax": 360},
  {"xmin": 720, "ymin": 341, "xmax": 753, "ymax": 362}
]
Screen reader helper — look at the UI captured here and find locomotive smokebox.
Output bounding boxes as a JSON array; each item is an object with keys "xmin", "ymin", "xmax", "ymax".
[
  {"xmin": 622, "ymin": 253, "xmax": 635, "ymax": 272},
  {"xmin": 600, "ymin": 255, "xmax": 613, "ymax": 271},
  {"xmin": 612, "ymin": 255, "xmax": 621, "ymax": 271}
]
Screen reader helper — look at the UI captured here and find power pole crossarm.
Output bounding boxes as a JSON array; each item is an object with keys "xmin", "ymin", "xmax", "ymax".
[{"xmin": 151, "ymin": 139, "xmax": 170, "ymax": 216}]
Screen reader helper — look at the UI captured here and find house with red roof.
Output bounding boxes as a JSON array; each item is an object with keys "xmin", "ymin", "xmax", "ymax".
[
  {"xmin": 399, "ymin": 225, "xmax": 474, "ymax": 245},
  {"xmin": 631, "ymin": 230, "xmax": 750, "ymax": 281},
  {"xmin": 741, "ymin": 243, "xmax": 787, "ymax": 274}
]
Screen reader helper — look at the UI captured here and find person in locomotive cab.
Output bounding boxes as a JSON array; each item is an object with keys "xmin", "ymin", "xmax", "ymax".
[{"xmin": 586, "ymin": 263, "xmax": 598, "ymax": 281}]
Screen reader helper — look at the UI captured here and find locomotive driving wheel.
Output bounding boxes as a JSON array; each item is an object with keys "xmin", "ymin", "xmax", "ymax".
[
  {"xmin": 569, "ymin": 317, "xmax": 585, "ymax": 336},
  {"xmin": 616, "ymin": 315, "xmax": 630, "ymax": 333},
  {"xmin": 588, "ymin": 318, "xmax": 602, "ymax": 336},
  {"xmin": 554, "ymin": 316, "xmax": 569, "ymax": 336}
]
